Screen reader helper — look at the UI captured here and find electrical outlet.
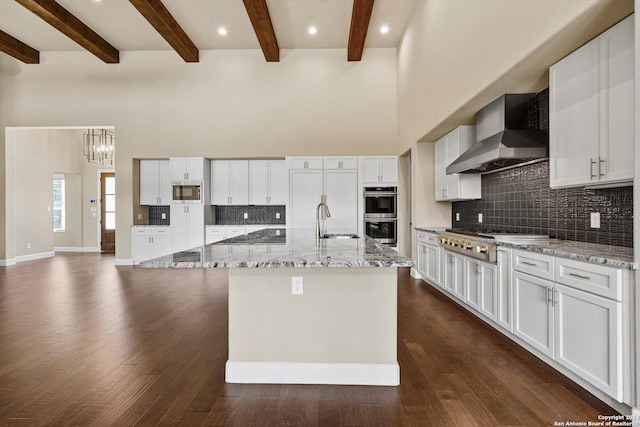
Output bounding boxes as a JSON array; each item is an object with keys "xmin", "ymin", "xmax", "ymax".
[
  {"xmin": 455, "ymin": 212, "xmax": 460, "ymax": 222},
  {"xmin": 161, "ymin": 213, "xmax": 166, "ymax": 220},
  {"xmin": 478, "ymin": 213, "xmax": 483, "ymax": 223},
  {"xmin": 590, "ymin": 212, "xmax": 601, "ymax": 228},
  {"xmin": 292, "ymin": 276, "xmax": 303, "ymax": 295},
  {"xmin": 26, "ymin": 243, "xmax": 31, "ymax": 249},
  {"xmin": 243, "ymin": 212, "xmax": 248, "ymax": 219},
  {"xmin": 137, "ymin": 213, "xmax": 142, "ymax": 220},
  {"xmin": 276, "ymin": 212, "xmax": 280, "ymax": 219}
]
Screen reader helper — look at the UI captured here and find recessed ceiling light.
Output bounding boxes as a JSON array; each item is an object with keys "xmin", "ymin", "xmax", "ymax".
[
  {"xmin": 218, "ymin": 27, "xmax": 228, "ymax": 36},
  {"xmin": 308, "ymin": 26, "xmax": 318, "ymax": 35},
  {"xmin": 380, "ymin": 25, "xmax": 390, "ymax": 34}
]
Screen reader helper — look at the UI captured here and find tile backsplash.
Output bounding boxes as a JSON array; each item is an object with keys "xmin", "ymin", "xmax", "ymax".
[
  {"xmin": 452, "ymin": 161, "xmax": 633, "ymax": 247},
  {"xmin": 148, "ymin": 206, "xmax": 170, "ymax": 225},
  {"xmin": 215, "ymin": 205, "xmax": 286, "ymax": 225}
]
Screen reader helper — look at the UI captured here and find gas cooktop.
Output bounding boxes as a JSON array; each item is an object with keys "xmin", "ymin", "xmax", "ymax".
[{"xmin": 445, "ymin": 229, "xmax": 549, "ymax": 240}]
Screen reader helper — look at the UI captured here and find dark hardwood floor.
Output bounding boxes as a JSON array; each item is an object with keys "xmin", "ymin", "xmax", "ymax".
[{"xmin": 0, "ymin": 253, "xmax": 617, "ymax": 426}]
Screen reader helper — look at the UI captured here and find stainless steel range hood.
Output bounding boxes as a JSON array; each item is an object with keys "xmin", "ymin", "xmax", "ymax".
[{"xmin": 446, "ymin": 92, "xmax": 548, "ymax": 174}]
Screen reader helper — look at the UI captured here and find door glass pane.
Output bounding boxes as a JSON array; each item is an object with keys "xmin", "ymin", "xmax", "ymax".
[
  {"xmin": 105, "ymin": 195, "xmax": 116, "ymax": 212},
  {"xmin": 105, "ymin": 177, "xmax": 115, "ymax": 194},
  {"xmin": 104, "ymin": 175, "xmax": 115, "ymax": 230},
  {"xmin": 105, "ymin": 212, "xmax": 116, "ymax": 230}
]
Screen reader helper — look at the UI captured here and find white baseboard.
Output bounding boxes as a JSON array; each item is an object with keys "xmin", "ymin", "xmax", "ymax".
[
  {"xmin": 410, "ymin": 267, "xmax": 422, "ymax": 279},
  {"xmin": 15, "ymin": 251, "xmax": 55, "ymax": 263},
  {"xmin": 114, "ymin": 258, "xmax": 134, "ymax": 266},
  {"xmin": 54, "ymin": 246, "xmax": 100, "ymax": 253},
  {"xmin": 0, "ymin": 258, "xmax": 17, "ymax": 267},
  {"xmin": 225, "ymin": 361, "xmax": 400, "ymax": 386}
]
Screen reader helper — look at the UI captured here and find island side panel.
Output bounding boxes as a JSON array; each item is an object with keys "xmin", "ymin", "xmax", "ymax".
[{"xmin": 226, "ymin": 267, "xmax": 399, "ymax": 385}]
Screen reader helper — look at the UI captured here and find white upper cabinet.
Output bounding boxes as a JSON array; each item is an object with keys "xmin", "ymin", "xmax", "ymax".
[
  {"xmin": 288, "ymin": 156, "xmax": 324, "ymax": 170},
  {"xmin": 550, "ymin": 15, "xmax": 634, "ymax": 188},
  {"xmin": 140, "ymin": 160, "xmax": 171, "ymax": 205},
  {"xmin": 323, "ymin": 156, "xmax": 358, "ymax": 170},
  {"xmin": 211, "ymin": 160, "xmax": 249, "ymax": 205},
  {"xmin": 434, "ymin": 125, "xmax": 481, "ymax": 201},
  {"xmin": 249, "ymin": 160, "xmax": 287, "ymax": 205},
  {"xmin": 360, "ymin": 156, "xmax": 398, "ymax": 185},
  {"xmin": 170, "ymin": 157, "xmax": 205, "ymax": 181}
]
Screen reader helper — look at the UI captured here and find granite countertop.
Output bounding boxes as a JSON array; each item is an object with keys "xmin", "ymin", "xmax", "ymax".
[
  {"xmin": 496, "ymin": 239, "xmax": 636, "ymax": 270},
  {"xmin": 139, "ymin": 228, "xmax": 415, "ymax": 269},
  {"xmin": 415, "ymin": 226, "xmax": 449, "ymax": 234},
  {"xmin": 414, "ymin": 226, "xmax": 635, "ymax": 269},
  {"xmin": 131, "ymin": 224, "xmax": 170, "ymax": 227}
]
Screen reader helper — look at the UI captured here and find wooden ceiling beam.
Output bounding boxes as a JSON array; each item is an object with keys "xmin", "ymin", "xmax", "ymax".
[
  {"xmin": 242, "ymin": 0, "xmax": 279, "ymax": 62},
  {"xmin": 129, "ymin": 0, "xmax": 198, "ymax": 63},
  {"xmin": 348, "ymin": 0, "xmax": 375, "ymax": 61},
  {"xmin": 15, "ymin": 0, "xmax": 119, "ymax": 63},
  {"xmin": 0, "ymin": 30, "xmax": 39, "ymax": 64}
]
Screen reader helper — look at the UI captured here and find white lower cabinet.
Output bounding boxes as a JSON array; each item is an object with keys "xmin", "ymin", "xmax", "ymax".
[
  {"xmin": 554, "ymin": 283, "xmax": 622, "ymax": 400},
  {"xmin": 416, "ymin": 230, "xmax": 440, "ymax": 285},
  {"xmin": 206, "ymin": 224, "xmax": 283, "ymax": 244},
  {"xmin": 419, "ymin": 244, "xmax": 631, "ymax": 405},
  {"xmin": 442, "ymin": 250, "xmax": 465, "ymax": 300},
  {"xmin": 513, "ymin": 271, "xmax": 555, "ymax": 357},
  {"xmin": 466, "ymin": 259, "xmax": 497, "ymax": 321},
  {"xmin": 512, "ymin": 250, "xmax": 628, "ymax": 403},
  {"xmin": 131, "ymin": 226, "xmax": 172, "ymax": 264},
  {"xmin": 496, "ymin": 247, "xmax": 513, "ymax": 332}
]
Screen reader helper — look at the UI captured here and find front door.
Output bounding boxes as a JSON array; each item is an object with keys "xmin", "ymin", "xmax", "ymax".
[{"xmin": 101, "ymin": 172, "xmax": 116, "ymax": 252}]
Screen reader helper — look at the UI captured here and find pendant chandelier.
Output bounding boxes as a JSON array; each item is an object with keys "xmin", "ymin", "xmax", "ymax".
[{"xmin": 83, "ymin": 129, "xmax": 115, "ymax": 165}]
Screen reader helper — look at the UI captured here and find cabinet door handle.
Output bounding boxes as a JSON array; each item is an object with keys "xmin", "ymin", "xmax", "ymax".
[
  {"xmin": 599, "ymin": 157, "xmax": 604, "ymax": 178},
  {"xmin": 546, "ymin": 286, "xmax": 553, "ymax": 305},
  {"xmin": 521, "ymin": 261, "xmax": 537, "ymax": 266},
  {"xmin": 553, "ymin": 290, "xmax": 558, "ymax": 307},
  {"xmin": 569, "ymin": 272, "xmax": 591, "ymax": 280},
  {"xmin": 590, "ymin": 158, "xmax": 597, "ymax": 180}
]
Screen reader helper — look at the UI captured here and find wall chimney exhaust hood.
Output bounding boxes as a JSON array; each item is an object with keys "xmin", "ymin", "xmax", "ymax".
[{"xmin": 446, "ymin": 92, "xmax": 548, "ymax": 174}]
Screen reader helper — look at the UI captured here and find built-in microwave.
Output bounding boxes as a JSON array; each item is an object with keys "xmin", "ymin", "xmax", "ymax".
[
  {"xmin": 363, "ymin": 186, "xmax": 397, "ymax": 218},
  {"xmin": 172, "ymin": 183, "xmax": 202, "ymax": 203}
]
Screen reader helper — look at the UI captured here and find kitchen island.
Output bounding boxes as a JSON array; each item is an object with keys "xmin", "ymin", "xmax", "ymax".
[{"xmin": 139, "ymin": 228, "xmax": 414, "ymax": 386}]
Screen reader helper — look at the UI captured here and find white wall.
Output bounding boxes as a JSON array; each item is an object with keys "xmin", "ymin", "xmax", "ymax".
[{"xmin": 0, "ymin": 48, "xmax": 398, "ymax": 261}]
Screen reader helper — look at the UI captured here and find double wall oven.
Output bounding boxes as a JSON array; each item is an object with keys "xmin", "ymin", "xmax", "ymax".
[{"xmin": 363, "ymin": 186, "xmax": 397, "ymax": 246}]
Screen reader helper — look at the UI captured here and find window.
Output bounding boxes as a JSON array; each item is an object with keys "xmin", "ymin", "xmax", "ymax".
[{"xmin": 53, "ymin": 174, "xmax": 65, "ymax": 232}]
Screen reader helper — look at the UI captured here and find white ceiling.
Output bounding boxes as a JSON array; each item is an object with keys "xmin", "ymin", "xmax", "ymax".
[{"xmin": 0, "ymin": 0, "xmax": 417, "ymax": 55}]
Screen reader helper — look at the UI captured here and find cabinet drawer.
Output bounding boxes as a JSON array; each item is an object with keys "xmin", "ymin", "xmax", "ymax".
[
  {"xmin": 225, "ymin": 226, "xmax": 245, "ymax": 237},
  {"xmin": 152, "ymin": 227, "xmax": 171, "ymax": 236},
  {"xmin": 416, "ymin": 231, "xmax": 438, "ymax": 245},
  {"xmin": 131, "ymin": 227, "xmax": 152, "ymax": 236},
  {"xmin": 513, "ymin": 250, "xmax": 554, "ymax": 281},
  {"xmin": 206, "ymin": 227, "xmax": 226, "ymax": 237},
  {"xmin": 555, "ymin": 258, "xmax": 625, "ymax": 301}
]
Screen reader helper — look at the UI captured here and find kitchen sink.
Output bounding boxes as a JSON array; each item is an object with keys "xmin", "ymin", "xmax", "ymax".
[{"xmin": 320, "ymin": 233, "xmax": 360, "ymax": 239}]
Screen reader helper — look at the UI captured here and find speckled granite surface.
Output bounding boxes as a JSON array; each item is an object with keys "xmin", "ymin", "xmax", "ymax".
[
  {"xmin": 138, "ymin": 228, "xmax": 415, "ymax": 269},
  {"xmin": 495, "ymin": 239, "xmax": 636, "ymax": 270},
  {"xmin": 415, "ymin": 226, "xmax": 635, "ymax": 269},
  {"xmin": 415, "ymin": 227, "xmax": 448, "ymax": 234}
]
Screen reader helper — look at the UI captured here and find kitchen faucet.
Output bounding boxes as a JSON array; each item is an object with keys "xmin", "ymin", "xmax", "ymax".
[{"xmin": 316, "ymin": 201, "xmax": 331, "ymax": 239}]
